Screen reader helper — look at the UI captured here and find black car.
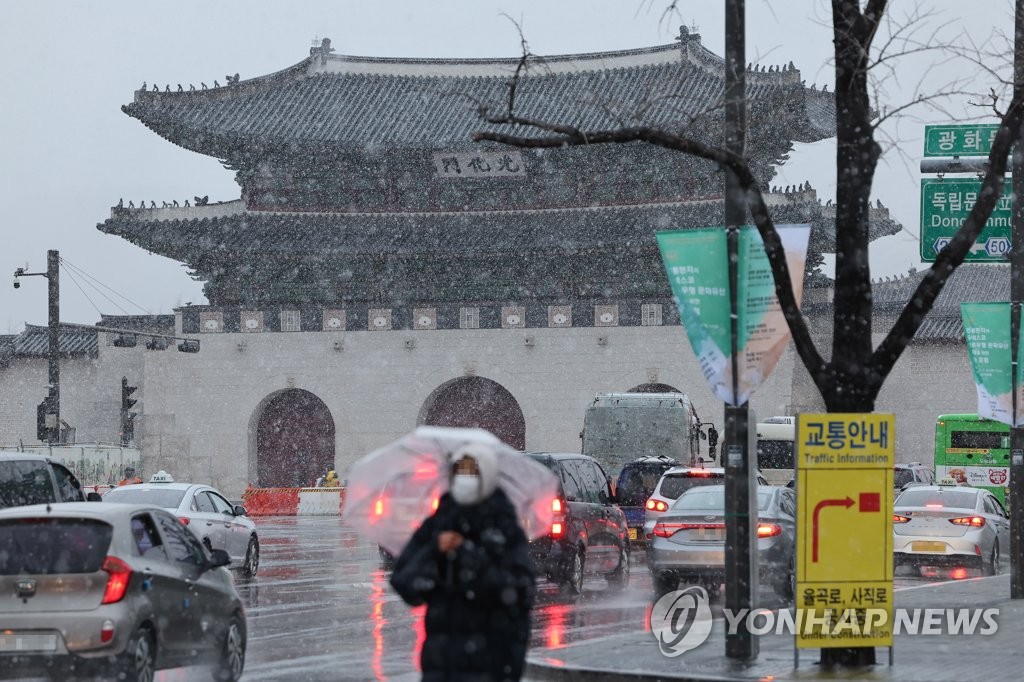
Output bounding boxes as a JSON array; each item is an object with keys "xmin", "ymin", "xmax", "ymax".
[
  {"xmin": 0, "ymin": 452, "xmax": 100, "ymax": 509},
  {"xmin": 523, "ymin": 452, "xmax": 630, "ymax": 596},
  {"xmin": 614, "ymin": 455, "xmax": 681, "ymax": 545}
]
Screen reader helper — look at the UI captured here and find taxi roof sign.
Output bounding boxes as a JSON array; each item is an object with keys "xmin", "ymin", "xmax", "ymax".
[
  {"xmin": 149, "ymin": 470, "xmax": 174, "ymax": 483},
  {"xmin": 937, "ymin": 476, "xmax": 960, "ymax": 486}
]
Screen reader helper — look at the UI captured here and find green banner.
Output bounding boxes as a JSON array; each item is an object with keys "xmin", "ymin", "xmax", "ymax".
[
  {"xmin": 657, "ymin": 225, "xmax": 810, "ymax": 406},
  {"xmin": 961, "ymin": 302, "xmax": 1024, "ymax": 426}
]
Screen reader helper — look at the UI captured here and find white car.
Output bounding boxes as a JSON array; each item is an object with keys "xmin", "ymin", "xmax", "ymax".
[
  {"xmin": 893, "ymin": 479, "xmax": 1009, "ymax": 575},
  {"xmin": 103, "ymin": 471, "xmax": 259, "ymax": 577}
]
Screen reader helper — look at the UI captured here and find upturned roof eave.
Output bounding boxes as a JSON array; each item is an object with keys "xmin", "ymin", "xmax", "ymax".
[{"xmin": 121, "ymin": 36, "xmax": 837, "ymax": 157}]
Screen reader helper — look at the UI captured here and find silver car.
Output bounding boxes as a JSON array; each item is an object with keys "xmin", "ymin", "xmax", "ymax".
[
  {"xmin": 893, "ymin": 482, "xmax": 1010, "ymax": 575},
  {"xmin": 103, "ymin": 471, "xmax": 259, "ymax": 577},
  {"xmin": 646, "ymin": 484, "xmax": 796, "ymax": 600},
  {"xmin": 0, "ymin": 502, "xmax": 246, "ymax": 681}
]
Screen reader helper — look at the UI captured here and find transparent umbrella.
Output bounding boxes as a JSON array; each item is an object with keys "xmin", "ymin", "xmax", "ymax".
[{"xmin": 341, "ymin": 426, "xmax": 559, "ymax": 555}]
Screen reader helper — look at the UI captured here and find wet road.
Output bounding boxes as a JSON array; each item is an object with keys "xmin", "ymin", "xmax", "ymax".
[{"xmin": 139, "ymin": 516, "xmax": 949, "ymax": 681}]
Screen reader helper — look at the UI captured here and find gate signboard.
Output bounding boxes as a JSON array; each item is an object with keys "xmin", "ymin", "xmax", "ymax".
[
  {"xmin": 796, "ymin": 413, "xmax": 894, "ymax": 649},
  {"xmin": 920, "ymin": 178, "xmax": 1012, "ymax": 262}
]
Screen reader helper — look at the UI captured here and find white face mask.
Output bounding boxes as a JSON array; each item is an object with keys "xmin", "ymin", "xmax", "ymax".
[{"xmin": 450, "ymin": 474, "xmax": 483, "ymax": 506}]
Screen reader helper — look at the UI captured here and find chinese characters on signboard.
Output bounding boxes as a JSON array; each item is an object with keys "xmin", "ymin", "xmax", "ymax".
[{"xmin": 432, "ymin": 151, "xmax": 526, "ymax": 178}]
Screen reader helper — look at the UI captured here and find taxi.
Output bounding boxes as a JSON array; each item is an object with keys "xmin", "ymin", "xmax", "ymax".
[
  {"xmin": 893, "ymin": 477, "xmax": 1010, "ymax": 576},
  {"xmin": 103, "ymin": 471, "xmax": 260, "ymax": 577}
]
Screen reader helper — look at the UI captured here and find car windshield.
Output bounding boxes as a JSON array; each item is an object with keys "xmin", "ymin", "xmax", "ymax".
[
  {"xmin": 896, "ymin": 489, "xmax": 977, "ymax": 509},
  {"xmin": 0, "ymin": 518, "xmax": 113, "ymax": 575},
  {"xmin": 658, "ymin": 472, "xmax": 725, "ymax": 500},
  {"xmin": 616, "ymin": 462, "xmax": 676, "ymax": 506},
  {"xmin": 104, "ymin": 487, "xmax": 187, "ymax": 509},
  {"xmin": 671, "ymin": 487, "xmax": 773, "ymax": 512},
  {"xmin": 894, "ymin": 469, "xmax": 916, "ymax": 489},
  {"xmin": 0, "ymin": 460, "xmax": 55, "ymax": 508}
]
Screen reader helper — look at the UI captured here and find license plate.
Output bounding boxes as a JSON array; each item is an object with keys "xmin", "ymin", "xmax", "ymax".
[
  {"xmin": 0, "ymin": 633, "xmax": 58, "ymax": 652},
  {"xmin": 628, "ymin": 527, "xmax": 638, "ymax": 540},
  {"xmin": 911, "ymin": 541, "xmax": 947, "ymax": 553},
  {"xmin": 698, "ymin": 527, "xmax": 724, "ymax": 540}
]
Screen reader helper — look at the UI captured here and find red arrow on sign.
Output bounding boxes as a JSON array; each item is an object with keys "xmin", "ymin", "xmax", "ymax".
[{"xmin": 812, "ymin": 496, "xmax": 854, "ymax": 563}]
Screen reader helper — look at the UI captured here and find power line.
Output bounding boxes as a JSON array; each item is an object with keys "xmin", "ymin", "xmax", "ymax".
[
  {"xmin": 60, "ymin": 266, "xmax": 113, "ymax": 318},
  {"xmin": 60, "ymin": 258, "xmax": 152, "ymax": 316}
]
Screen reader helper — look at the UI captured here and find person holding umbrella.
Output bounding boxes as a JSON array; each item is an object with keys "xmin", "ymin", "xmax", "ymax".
[{"xmin": 389, "ymin": 441, "xmax": 537, "ymax": 682}]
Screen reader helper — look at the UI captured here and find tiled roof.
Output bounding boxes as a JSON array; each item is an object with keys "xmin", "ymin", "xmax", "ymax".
[
  {"xmin": 98, "ymin": 314, "xmax": 175, "ymax": 335},
  {"xmin": 100, "ymin": 197, "xmax": 852, "ymax": 262},
  {"xmin": 873, "ymin": 264, "xmax": 1009, "ymax": 341},
  {"xmin": 5, "ymin": 324, "xmax": 99, "ymax": 359},
  {"xmin": 122, "ymin": 33, "xmax": 834, "ymax": 157}
]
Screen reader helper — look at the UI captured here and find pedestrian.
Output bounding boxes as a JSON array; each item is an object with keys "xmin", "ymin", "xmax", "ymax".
[
  {"xmin": 390, "ymin": 442, "xmax": 536, "ymax": 682},
  {"xmin": 118, "ymin": 466, "xmax": 142, "ymax": 486},
  {"xmin": 323, "ymin": 470, "xmax": 340, "ymax": 487}
]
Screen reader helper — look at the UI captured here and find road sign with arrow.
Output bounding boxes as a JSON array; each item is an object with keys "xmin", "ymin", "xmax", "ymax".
[{"xmin": 796, "ymin": 414, "xmax": 894, "ymax": 649}]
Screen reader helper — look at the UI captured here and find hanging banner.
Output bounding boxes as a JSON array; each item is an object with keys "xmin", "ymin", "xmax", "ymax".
[
  {"xmin": 961, "ymin": 302, "xmax": 1024, "ymax": 426},
  {"xmin": 657, "ymin": 225, "xmax": 811, "ymax": 405}
]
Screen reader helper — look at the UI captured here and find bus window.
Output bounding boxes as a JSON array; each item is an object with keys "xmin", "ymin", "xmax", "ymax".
[{"xmin": 949, "ymin": 431, "xmax": 1007, "ymax": 450}]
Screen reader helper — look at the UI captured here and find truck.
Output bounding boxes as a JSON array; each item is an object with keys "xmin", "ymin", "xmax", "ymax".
[
  {"xmin": 1, "ymin": 442, "xmax": 141, "ymax": 488},
  {"xmin": 580, "ymin": 392, "xmax": 716, "ymax": 475}
]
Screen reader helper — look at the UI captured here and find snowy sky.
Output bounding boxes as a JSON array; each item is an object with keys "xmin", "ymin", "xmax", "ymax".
[{"xmin": 0, "ymin": 0, "xmax": 1014, "ymax": 333}]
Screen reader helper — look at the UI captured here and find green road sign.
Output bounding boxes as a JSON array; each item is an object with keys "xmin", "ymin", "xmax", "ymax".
[
  {"xmin": 924, "ymin": 124, "xmax": 1000, "ymax": 157},
  {"xmin": 919, "ymin": 178, "xmax": 1012, "ymax": 262}
]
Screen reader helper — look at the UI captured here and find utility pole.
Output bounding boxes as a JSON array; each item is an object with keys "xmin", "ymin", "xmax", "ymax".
[
  {"xmin": 14, "ymin": 249, "xmax": 60, "ymax": 443},
  {"xmin": 47, "ymin": 249, "xmax": 60, "ymax": 443},
  {"xmin": 723, "ymin": 0, "xmax": 758, "ymax": 660},
  {"xmin": 1010, "ymin": 0, "xmax": 1024, "ymax": 600}
]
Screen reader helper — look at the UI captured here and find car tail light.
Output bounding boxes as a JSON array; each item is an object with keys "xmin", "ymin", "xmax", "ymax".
[
  {"xmin": 431, "ymin": 497, "xmax": 440, "ymax": 512},
  {"xmin": 893, "ymin": 514, "xmax": 911, "ymax": 523},
  {"xmin": 689, "ymin": 471, "xmax": 713, "ymax": 478},
  {"xmin": 949, "ymin": 516, "xmax": 986, "ymax": 528},
  {"xmin": 374, "ymin": 498, "xmax": 385, "ymax": 517},
  {"xmin": 100, "ymin": 620, "xmax": 115, "ymax": 644},
  {"xmin": 178, "ymin": 516, "xmax": 190, "ymax": 525},
  {"xmin": 756, "ymin": 523, "xmax": 782, "ymax": 538},
  {"xmin": 550, "ymin": 498, "xmax": 565, "ymax": 538},
  {"xmin": 101, "ymin": 557, "xmax": 132, "ymax": 605},
  {"xmin": 645, "ymin": 498, "xmax": 668, "ymax": 512}
]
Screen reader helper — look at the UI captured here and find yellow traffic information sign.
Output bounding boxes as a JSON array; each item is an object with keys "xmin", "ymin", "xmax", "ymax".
[{"xmin": 796, "ymin": 413, "xmax": 894, "ymax": 649}]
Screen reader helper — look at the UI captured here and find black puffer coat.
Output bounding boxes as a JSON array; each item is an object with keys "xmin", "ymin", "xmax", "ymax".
[{"xmin": 390, "ymin": 488, "xmax": 536, "ymax": 682}]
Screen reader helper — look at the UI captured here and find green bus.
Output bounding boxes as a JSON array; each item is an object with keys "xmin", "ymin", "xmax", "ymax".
[{"xmin": 934, "ymin": 414, "xmax": 1011, "ymax": 505}]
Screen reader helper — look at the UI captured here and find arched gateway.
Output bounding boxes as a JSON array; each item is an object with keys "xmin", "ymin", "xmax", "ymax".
[
  {"xmin": 421, "ymin": 377, "xmax": 525, "ymax": 450},
  {"xmin": 255, "ymin": 389, "xmax": 335, "ymax": 487}
]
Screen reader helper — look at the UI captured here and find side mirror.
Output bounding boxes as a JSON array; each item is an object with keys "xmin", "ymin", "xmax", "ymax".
[
  {"xmin": 233, "ymin": 504, "xmax": 247, "ymax": 517},
  {"xmin": 86, "ymin": 492, "xmax": 103, "ymax": 502},
  {"xmin": 207, "ymin": 548, "xmax": 231, "ymax": 569}
]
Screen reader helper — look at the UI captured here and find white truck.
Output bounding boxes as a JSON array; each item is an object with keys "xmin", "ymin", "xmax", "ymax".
[{"xmin": 580, "ymin": 392, "xmax": 716, "ymax": 474}]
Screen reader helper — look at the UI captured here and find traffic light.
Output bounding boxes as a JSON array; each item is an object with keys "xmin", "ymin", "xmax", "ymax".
[{"xmin": 120, "ymin": 376, "xmax": 138, "ymax": 445}]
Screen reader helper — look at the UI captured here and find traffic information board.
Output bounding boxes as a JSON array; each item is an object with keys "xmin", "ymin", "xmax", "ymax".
[
  {"xmin": 796, "ymin": 414, "xmax": 894, "ymax": 649},
  {"xmin": 923, "ymin": 123, "xmax": 1000, "ymax": 157},
  {"xmin": 919, "ymin": 178, "xmax": 1012, "ymax": 262}
]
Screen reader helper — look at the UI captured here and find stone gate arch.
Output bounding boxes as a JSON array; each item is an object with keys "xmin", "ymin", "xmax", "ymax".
[
  {"xmin": 252, "ymin": 389, "xmax": 335, "ymax": 487},
  {"xmin": 419, "ymin": 376, "xmax": 525, "ymax": 450}
]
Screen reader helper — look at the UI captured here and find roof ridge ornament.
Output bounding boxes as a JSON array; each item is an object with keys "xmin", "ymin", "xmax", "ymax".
[{"xmin": 311, "ymin": 37, "xmax": 335, "ymax": 65}]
